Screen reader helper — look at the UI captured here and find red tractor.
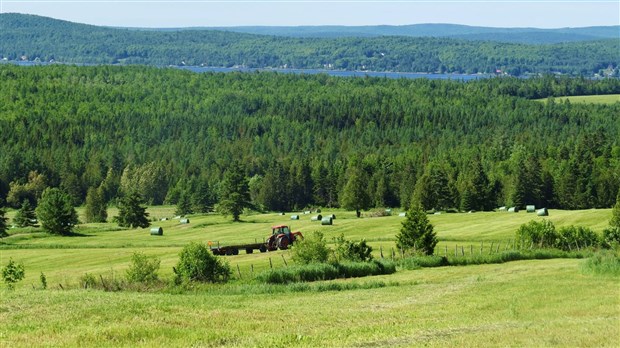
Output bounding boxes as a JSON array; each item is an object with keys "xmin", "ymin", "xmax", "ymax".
[{"xmin": 266, "ymin": 225, "xmax": 303, "ymax": 251}]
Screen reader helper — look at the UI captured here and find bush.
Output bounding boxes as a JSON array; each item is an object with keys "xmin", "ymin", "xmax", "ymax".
[
  {"xmin": 515, "ymin": 219, "xmax": 557, "ymax": 249},
  {"xmin": 290, "ymin": 231, "xmax": 330, "ymax": 264},
  {"xmin": 255, "ymin": 260, "xmax": 396, "ymax": 284},
  {"xmin": 601, "ymin": 227, "xmax": 620, "ymax": 249},
  {"xmin": 397, "ymin": 203, "xmax": 437, "ymax": 255},
  {"xmin": 556, "ymin": 225, "xmax": 600, "ymax": 251},
  {"xmin": 174, "ymin": 242, "xmax": 231, "ymax": 283},
  {"xmin": 333, "ymin": 234, "xmax": 373, "ymax": 262},
  {"xmin": 582, "ymin": 250, "xmax": 620, "ymax": 276},
  {"xmin": 2, "ymin": 258, "xmax": 25, "ymax": 290},
  {"xmin": 126, "ymin": 252, "xmax": 160, "ymax": 283}
]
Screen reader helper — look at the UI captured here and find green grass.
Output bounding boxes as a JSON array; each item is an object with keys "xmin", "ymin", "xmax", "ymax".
[
  {"xmin": 537, "ymin": 94, "xmax": 620, "ymax": 104},
  {"xmin": 1, "ymin": 207, "xmax": 618, "ymax": 346},
  {"xmin": 1, "ymin": 259, "xmax": 618, "ymax": 347}
]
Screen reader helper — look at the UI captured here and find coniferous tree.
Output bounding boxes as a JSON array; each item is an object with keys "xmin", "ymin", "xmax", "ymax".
[
  {"xmin": 0, "ymin": 206, "xmax": 8, "ymax": 238},
  {"xmin": 175, "ymin": 190, "xmax": 193, "ymax": 216},
  {"xmin": 340, "ymin": 159, "xmax": 371, "ymax": 218},
  {"xmin": 460, "ymin": 187, "xmax": 475, "ymax": 212},
  {"xmin": 611, "ymin": 188, "xmax": 620, "ymax": 229},
  {"xmin": 192, "ymin": 179, "xmax": 215, "ymax": 213},
  {"xmin": 115, "ymin": 191, "xmax": 150, "ymax": 228},
  {"xmin": 13, "ymin": 200, "xmax": 37, "ymax": 227},
  {"xmin": 219, "ymin": 162, "xmax": 251, "ymax": 222},
  {"xmin": 35, "ymin": 188, "xmax": 79, "ymax": 235},
  {"xmin": 85, "ymin": 186, "xmax": 107, "ymax": 223},
  {"xmin": 396, "ymin": 203, "xmax": 437, "ymax": 255}
]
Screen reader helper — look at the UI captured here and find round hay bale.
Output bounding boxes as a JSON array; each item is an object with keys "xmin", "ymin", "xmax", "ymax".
[
  {"xmin": 526, "ymin": 205, "xmax": 536, "ymax": 213},
  {"xmin": 150, "ymin": 227, "xmax": 163, "ymax": 236},
  {"xmin": 508, "ymin": 207, "xmax": 519, "ymax": 213},
  {"xmin": 537, "ymin": 208, "xmax": 549, "ymax": 216},
  {"xmin": 327, "ymin": 214, "xmax": 336, "ymax": 219},
  {"xmin": 498, "ymin": 206, "xmax": 507, "ymax": 211},
  {"xmin": 398, "ymin": 212, "xmax": 406, "ymax": 217},
  {"xmin": 321, "ymin": 217, "xmax": 333, "ymax": 225},
  {"xmin": 311, "ymin": 214, "xmax": 323, "ymax": 221},
  {"xmin": 290, "ymin": 215, "xmax": 300, "ymax": 220},
  {"xmin": 180, "ymin": 218, "xmax": 190, "ymax": 224}
]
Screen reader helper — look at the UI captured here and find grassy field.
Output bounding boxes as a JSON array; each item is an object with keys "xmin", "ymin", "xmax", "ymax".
[
  {"xmin": 536, "ymin": 94, "xmax": 620, "ymax": 104},
  {"xmin": 1, "ymin": 207, "xmax": 619, "ymax": 346}
]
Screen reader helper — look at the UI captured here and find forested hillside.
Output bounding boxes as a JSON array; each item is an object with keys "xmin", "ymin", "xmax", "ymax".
[
  {"xmin": 210, "ymin": 23, "xmax": 620, "ymax": 44},
  {"xmin": 1, "ymin": 65, "xmax": 619, "ymax": 213},
  {"xmin": 1, "ymin": 13, "xmax": 618, "ymax": 76}
]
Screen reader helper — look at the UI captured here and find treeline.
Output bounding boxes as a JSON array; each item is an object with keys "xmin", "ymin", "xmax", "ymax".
[
  {"xmin": 0, "ymin": 65, "xmax": 619, "ymax": 214},
  {"xmin": 1, "ymin": 13, "xmax": 619, "ymax": 76}
]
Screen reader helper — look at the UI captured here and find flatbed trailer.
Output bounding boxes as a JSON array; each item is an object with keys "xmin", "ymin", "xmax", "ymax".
[{"xmin": 211, "ymin": 242, "xmax": 268, "ymax": 255}]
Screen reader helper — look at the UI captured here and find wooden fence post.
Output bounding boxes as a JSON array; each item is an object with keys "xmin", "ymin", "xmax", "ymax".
[
  {"xmin": 237, "ymin": 264, "xmax": 242, "ymax": 279},
  {"xmin": 490, "ymin": 242, "xmax": 494, "ymax": 254},
  {"xmin": 281, "ymin": 254, "xmax": 288, "ymax": 267},
  {"xmin": 269, "ymin": 257, "xmax": 273, "ymax": 269},
  {"xmin": 380, "ymin": 245, "xmax": 384, "ymax": 259}
]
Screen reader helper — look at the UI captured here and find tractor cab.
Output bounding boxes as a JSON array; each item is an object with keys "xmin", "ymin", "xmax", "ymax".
[{"xmin": 272, "ymin": 225, "xmax": 291, "ymax": 238}]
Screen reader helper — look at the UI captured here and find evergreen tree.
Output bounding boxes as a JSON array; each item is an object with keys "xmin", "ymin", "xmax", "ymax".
[
  {"xmin": 611, "ymin": 188, "xmax": 620, "ymax": 229},
  {"xmin": 340, "ymin": 159, "xmax": 371, "ymax": 217},
  {"xmin": 470, "ymin": 159, "xmax": 491, "ymax": 211},
  {"xmin": 192, "ymin": 179, "xmax": 215, "ymax": 213},
  {"xmin": 35, "ymin": 188, "xmax": 79, "ymax": 235},
  {"xmin": 219, "ymin": 162, "xmax": 251, "ymax": 222},
  {"xmin": 115, "ymin": 191, "xmax": 150, "ymax": 228},
  {"xmin": 85, "ymin": 186, "xmax": 107, "ymax": 223},
  {"xmin": 396, "ymin": 203, "xmax": 437, "ymax": 255},
  {"xmin": 460, "ymin": 187, "xmax": 475, "ymax": 212},
  {"xmin": 13, "ymin": 200, "xmax": 37, "ymax": 227},
  {"xmin": 0, "ymin": 206, "xmax": 8, "ymax": 238},
  {"xmin": 175, "ymin": 190, "xmax": 193, "ymax": 216}
]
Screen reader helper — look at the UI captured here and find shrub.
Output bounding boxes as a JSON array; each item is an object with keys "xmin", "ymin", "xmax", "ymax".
[
  {"xmin": 581, "ymin": 250, "xmax": 620, "ymax": 276},
  {"xmin": 174, "ymin": 242, "xmax": 231, "ymax": 283},
  {"xmin": 255, "ymin": 260, "xmax": 396, "ymax": 284},
  {"xmin": 397, "ymin": 203, "xmax": 437, "ymax": 255},
  {"xmin": 601, "ymin": 227, "xmax": 620, "ymax": 249},
  {"xmin": 333, "ymin": 234, "xmax": 373, "ymax": 262},
  {"xmin": 80, "ymin": 273, "xmax": 97, "ymax": 289},
  {"xmin": 126, "ymin": 252, "xmax": 161, "ymax": 283},
  {"xmin": 40, "ymin": 272, "xmax": 47, "ymax": 290},
  {"xmin": 2, "ymin": 258, "xmax": 25, "ymax": 290},
  {"xmin": 515, "ymin": 219, "xmax": 557, "ymax": 249},
  {"xmin": 290, "ymin": 231, "xmax": 330, "ymax": 264},
  {"xmin": 557, "ymin": 225, "xmax": 600, "ymax": 251}
]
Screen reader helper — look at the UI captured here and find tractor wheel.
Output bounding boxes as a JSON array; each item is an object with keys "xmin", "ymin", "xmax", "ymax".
[
  {"xmin": 246, "ymin": 248, "xmax": 254, "ymax": 254},
  {"xmin": 277, "ymin": 236, "xmax": 289, "ymax": 250},
  {"xmin": 232, "ymin": 248, "xmax": 239, "ymax": 255},
  {"xmin": 259, "ymin": 245, "xmax": 267, "ymax": 253}
]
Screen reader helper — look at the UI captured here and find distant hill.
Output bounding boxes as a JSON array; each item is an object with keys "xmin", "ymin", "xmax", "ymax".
[
  {"xmin": 207, "ymin": 23, "xmax": 620, "ymax": 44},
  {"xmin": 1, "ymin": 13, "xmax": 618, "ymax": 76}
]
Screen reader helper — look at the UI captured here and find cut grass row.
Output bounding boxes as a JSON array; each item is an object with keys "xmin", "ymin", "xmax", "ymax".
[{"xmin": 536, "ymin": 94, "xmax": 620, "ymax": 104}]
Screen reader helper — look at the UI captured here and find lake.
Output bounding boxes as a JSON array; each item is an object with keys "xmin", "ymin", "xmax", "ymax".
[
  {"xmin": 179, "ymin": 66, "xmax": 491, "ymax": 80},
  {"xmin": 6, "ymin": 61, "xmax": 491, "ymax": 80}
]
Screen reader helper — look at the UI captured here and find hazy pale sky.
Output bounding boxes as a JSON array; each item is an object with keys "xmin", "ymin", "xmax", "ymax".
[{"xmin": 1, "ymin": 0, "xmax": 619, "ymax": 28}]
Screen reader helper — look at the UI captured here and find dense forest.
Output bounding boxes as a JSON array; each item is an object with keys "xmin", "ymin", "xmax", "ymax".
[
  {"xmin": 210, "ymin": 23, "xmax": 620, "ymax": 44},
  {"xmin": 1, "ymin": 64, "xmax": 619, "ymax": 214},
  {"xmin": 1, "ymin": 13, "xmax": 618, "ymax": 76}
]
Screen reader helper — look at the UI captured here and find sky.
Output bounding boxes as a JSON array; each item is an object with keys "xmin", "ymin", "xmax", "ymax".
[{"xmin": 1, "ymin": 0, "xmax": 619, "ymax": 28}]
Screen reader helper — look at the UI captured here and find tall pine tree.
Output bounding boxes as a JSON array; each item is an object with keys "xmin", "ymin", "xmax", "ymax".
[
  {"xmin": 396, "ymin": 203, "xmax": 437, "ymax": 255},
  {"xmin": 85, "ymin": 186, "xmax": 107, "ymax": 223},
  {"xmin": 115, "ymin": 191, "xmax": 150, "ymax": 228},
  {"xmin": 219, "ymin": 162, "xmax": 251, "ymax": 222}
]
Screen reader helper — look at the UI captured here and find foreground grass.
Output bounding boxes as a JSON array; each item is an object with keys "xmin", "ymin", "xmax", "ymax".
[{"xmin": 1, "ymin": 259, "xmax": 618, "ymax": 347}]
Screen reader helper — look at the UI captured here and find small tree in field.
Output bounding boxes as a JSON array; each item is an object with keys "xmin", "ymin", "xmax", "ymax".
[
  {"xmin": 35, "ymin": 188, "xmax": 79, "ymax": 235},
  {"xmin": 2, "ymin": 258, "xmax": 25, "ymax": 290},
  {"xmin": 174, "ymin": 242, "xmax": 231, "ymax": 283},
  {"xmin": 85, "ymin": 186, "xmax": 107, "ymax": 223},
  {"xmin": 14, "ymin": 200, "xmax": 37, "ymax": 227},
  {"xmin": 397, "ymin": 203, "xmax": 437, "ymax": 255},
  {"xmin": 115, "ymin": 191, "xmax": 150, "ymax": 228}
]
